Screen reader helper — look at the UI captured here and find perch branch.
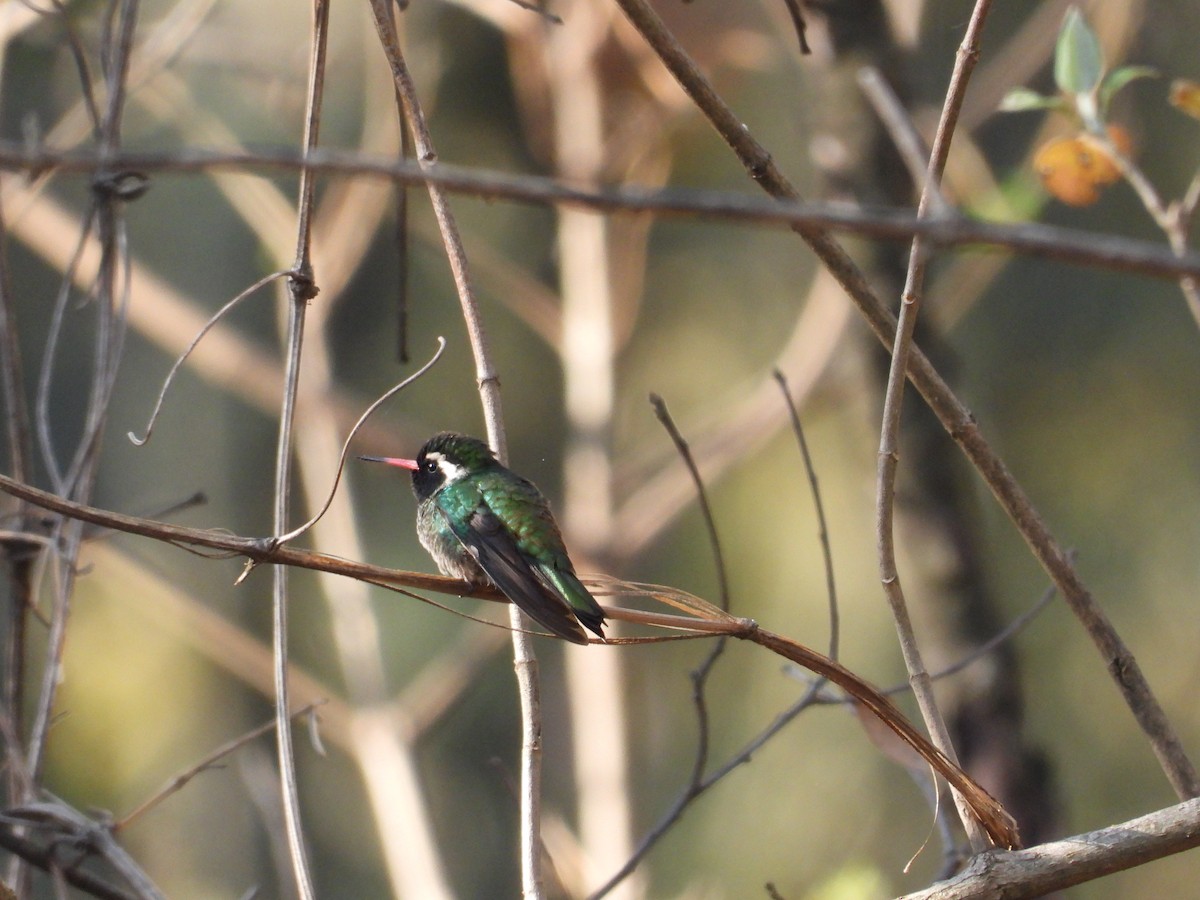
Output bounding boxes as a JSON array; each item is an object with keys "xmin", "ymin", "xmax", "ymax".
[{"xmin": 0, "ymin": 472, "xmax": 1019, "ymax": 852}]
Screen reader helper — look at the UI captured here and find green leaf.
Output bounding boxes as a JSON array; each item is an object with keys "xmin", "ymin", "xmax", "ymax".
[
  {"xmin": 1100, "ymin": 65, "xmax": 1158, "ymax": 113},
  {"xmin": 999, "ymin": 88, "xmax": 1067, "ymax": 113},
  {"xmin": 1055, "ymin": 7, "xmax": 1104, "ymax": 95}
]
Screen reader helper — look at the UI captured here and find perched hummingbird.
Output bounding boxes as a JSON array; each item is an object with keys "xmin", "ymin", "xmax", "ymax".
[{"xmin": 362, "ymin": 432, "xmax": 607, "ymax": 645}]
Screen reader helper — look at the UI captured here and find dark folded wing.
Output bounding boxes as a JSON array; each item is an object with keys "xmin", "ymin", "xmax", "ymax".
[{"xmin": 441, "ymin": 505, "xmax": 589, "ymax": 645}]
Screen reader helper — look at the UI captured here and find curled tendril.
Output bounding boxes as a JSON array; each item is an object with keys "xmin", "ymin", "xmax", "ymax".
[
  {"xmin": 272, "ymin": 335, "xmax": 447, "ymax": 546},
  {"xmin": 128, "ymin": 269, "xmax": 292, "ymax": 446}
]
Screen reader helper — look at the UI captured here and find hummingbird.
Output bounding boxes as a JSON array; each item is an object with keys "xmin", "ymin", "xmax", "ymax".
[{"xmin": 362, "ymin": 432, "xmax": 607, "ymax": 645}]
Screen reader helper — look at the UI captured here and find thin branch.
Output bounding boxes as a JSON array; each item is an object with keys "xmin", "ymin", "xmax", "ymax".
[
  {"xmin": 656, "ymin": 395, "xmax": 727, "ymax": 749},
  {"xmin": 0, "ymin": 196, "xmax": 31, "ymax": 486},
  {"xmin": 268, "ymin": 1, "xmax": 329, "ymax": 896},
  {"xmin": 0, "ymin": 820, "xmax": 139, "ymax": 900},
  {"xmin": 874, "ymin": 0, "xmax": 994, "ymax": 851},
  {"xmin": 2, "ymin": 796, "xmax": 164, "ymax": 899},
  {"xmin": 34, "ymin": 208, "xmax": 96, "ymax": 492},
  {"xmin": 114, "ymin": 702, "xmax": 324, "ymax": 833},
  {"xmin": 791, "ymin": 571, "xmax": 1062, "ymax": 713},
  {"xmin": 0, "ymin": 182, "xmax": 34, "ymax": 822},
  {"xmin": 650, "ymin": 392, "xmax": 729, "ymax": 800},
  {"xmin": 778, "ymin": 0, "xmax": 811, "ymax": 55},
  {"xmin": 127, "ymin": 269, "xmax": 292, "ymax": 446},
  {"xmin": 22, "ymin": 19, "xmax": 142, "ymax": 898},
  {"xmin": 857, "ymin": 66, "xmax": 949, "ymax": 215},
  {"xmin": 1090, "ymin": 131, "xmax": 1200, "ymax": 330},
  {"xmin": 278, "ymin": 335, "xmax": 445, "ymax": 544},
  {"xmin": 8, "ymin": 143, "xmax": 1200, "ymax": 281},
  {"xmin": 0, "ymin": 472, "xmax": 1018, "ymax": 850},
  {"xmin": 365, "ymin": 4, "xmax": 545, "ymax": 894},
  {"xmin": 773, "ymin": 370, "xmax": 838, "ymax": 662},
  {"xmin": 898, "ymin": 797, "xmax": 1200, "ymax": 900},
  {"xmin": 649, "ymin": 395, "xmax": 731, "ymax": 610}
]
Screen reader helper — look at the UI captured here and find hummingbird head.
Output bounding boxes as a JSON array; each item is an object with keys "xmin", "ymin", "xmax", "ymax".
[{"xmin": 361, "ymin": 432, "xmax": 497, "ymax": 501}]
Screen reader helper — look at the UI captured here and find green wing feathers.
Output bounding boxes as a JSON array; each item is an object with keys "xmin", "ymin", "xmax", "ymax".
[{"xmin": 536, "ymin": 564, "xmax": 606, "ymax": 637}]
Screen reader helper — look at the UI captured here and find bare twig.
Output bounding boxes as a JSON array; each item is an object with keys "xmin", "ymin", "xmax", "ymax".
[
  {"xmin": 649, "ymin": 395, "xmax": 731, "ymax": 611},
  {"xmin": 127, "ymin": 269, "xmax": 291, "ymax": 446},
  {"xmin": 366, "ymin": 4, "xmax": 545, "ymax": 894},
  {"xmin": 22, "ymin": 18, "xmax": 142, "ymax": 900},
  {"xmin": 613, "ymin": 272, "xmax": 850, "ymax": 558},
  {"xmin": 591, "ymin": 396, "xmax": 735, "ymax": 899},
  {"xmin": 593, "ymin": 609, "xmax": 1023, "ymax": 900},
  {"xmin": 1090, "ymin": 131, "xmax": 1200, "ymax": 330},
  {"xmin": 0, "ymin": 818, "xmax": 139, "ymax": 900},
  {"xmin": 8, "ymin": 143, "xmax": 1200, "ymax": 281},
  {"xmin": 3, "ymin": 796, "xmax": 164, "ymax": 899},
  {"xmin": 114, "ymin": 702, "xmax": 324, "ymax": 834},
  {"xmin": 898, "ymin": 797, "xmax": 1200, "ymax": 900},
  {"xmin": 779, "ymin": 0, "xmax": 811, "ymax": 55},
  {"xmin": 801, "ymin": 570, "xmax": 1063, "ymax": 700},
  {"xmin": 856, "ymin": 66, "xmax": 949, "ymax": 215},
  {"xmin": 0, "ymin": 180, "xmax": 34, "ymax": 822},
  {"xmin": 875, "ymin": 0, "xmax": 994, "ymax": 851},
  {"xmin": 267, "ymin": 1, "xmax": 330, "ymax": 896},
  {"xmin": 0, "ymin": 197, "xmax": 30, "ymax": 486},
  {"xmin": 34, "ymin": 209, "xmax": 96, "ymax": 492},
  {"xmin": 276, "ymin": 336, "xmax": 445, "ymax": 545},
  {"xmin": 0, "ymin": 472, "xmax": 1019, "ymax": 850},
  {"xmin": 593, "ymin": 375, "xmax": 851, "ymax": 896},
  {"xmin": 653, "ymin": 394, "xmax": 728, "ymax": 756},
  {"xmin": 773, "ymin": 371, "xmax": 839, "ymax": 661}
]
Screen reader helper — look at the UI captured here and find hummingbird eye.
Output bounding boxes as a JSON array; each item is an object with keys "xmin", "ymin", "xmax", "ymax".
[{"xmin": 421, "ymin": 459, "xmax": 437, "ymax": 473}]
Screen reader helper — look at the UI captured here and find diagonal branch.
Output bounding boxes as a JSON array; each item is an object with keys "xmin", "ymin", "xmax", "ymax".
[
  {"xmin": 609, "ymin": 0, "xmax": 1199, "ymax": 803},
  {"xmin": 898, "ymin": 797, "xmax": 1200, "ymax": 900}
]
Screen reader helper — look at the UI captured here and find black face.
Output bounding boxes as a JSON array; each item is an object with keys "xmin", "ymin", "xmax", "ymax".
[
  {"xmin": 410, "ymin": 447, "xmax": 444, "ymax": 502},
  {"xmin": 408, "ymin": 432, "xmax": 496, "ymax": 502}
]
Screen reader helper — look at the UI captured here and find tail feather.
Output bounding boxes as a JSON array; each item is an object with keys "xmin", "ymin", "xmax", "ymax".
[{"xmin": 540, "ymin": 566, "xmax": 607, "ymax": 639}]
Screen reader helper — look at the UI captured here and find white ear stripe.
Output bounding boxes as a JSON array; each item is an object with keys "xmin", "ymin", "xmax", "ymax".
[{"xmin": 427, "ymin": 452, "xmax": 467, "ymax": 484}]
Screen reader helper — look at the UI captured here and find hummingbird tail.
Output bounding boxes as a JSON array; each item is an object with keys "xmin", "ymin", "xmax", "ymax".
[{"xmin": 543, "ymin": 568, "xmax": 607, "ymax": 639}]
